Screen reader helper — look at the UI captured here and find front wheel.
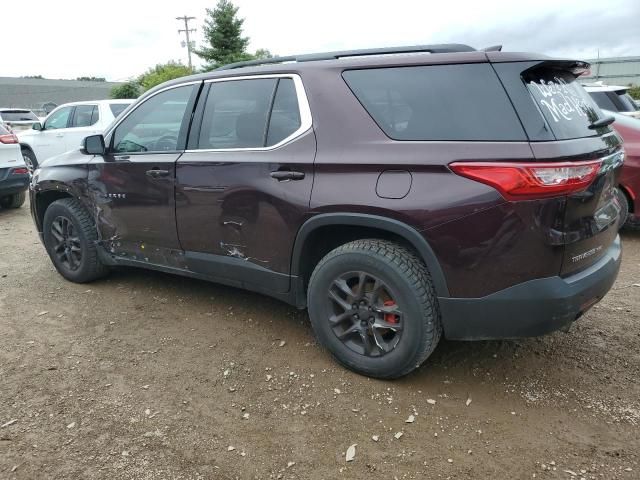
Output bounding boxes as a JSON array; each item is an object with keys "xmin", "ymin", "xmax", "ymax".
[
  {"xmin": 43, "ymin": 198, "xmax": 109, "ymax": 283},
  {"xmin": 307, "ymin": 239, "xmax": 442, "ymax": 379}
]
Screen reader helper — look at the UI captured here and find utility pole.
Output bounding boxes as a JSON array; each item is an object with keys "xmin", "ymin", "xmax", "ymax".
[{"xmin": 177, "ymin": 15, "xmax": 196, "ymax": 71}]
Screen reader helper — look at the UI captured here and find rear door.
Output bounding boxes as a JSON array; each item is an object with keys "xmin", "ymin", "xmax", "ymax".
[
  {"xmin": 495, "ymin": 60, "xmax": 623, "ymax": 275},
  {"xmin": 175, "ymin": 74, "xmax": 315, "ymax": 291},
  {"xmin": 66, "ymin": 104, "xmax": 102, "ymax": 152}
]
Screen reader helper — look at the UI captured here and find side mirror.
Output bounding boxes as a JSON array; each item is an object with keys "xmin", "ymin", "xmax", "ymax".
[
  {"xmin": 32, "ymin": 122, "xmax": 43, "ymax": 131},
  {"xmin": 81, "ymin": 134, "xmax": 106, "ymax": 155}
]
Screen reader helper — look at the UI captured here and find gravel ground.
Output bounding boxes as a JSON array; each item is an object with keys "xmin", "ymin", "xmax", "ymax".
[{"xmin": 1, "ymin": 199, "xmax": 639, "ymax": 479}]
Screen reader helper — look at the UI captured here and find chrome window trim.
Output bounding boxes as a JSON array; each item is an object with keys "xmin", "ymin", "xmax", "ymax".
[
  {"xmin": 103, "ymin": 80, "xmax": 202, "ymax": 140},
  {"xmin": 185, "ymin": 73, "xmax": 312, "ymax": 153}
]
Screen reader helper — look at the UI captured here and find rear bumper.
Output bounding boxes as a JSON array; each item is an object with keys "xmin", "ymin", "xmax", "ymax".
[
  {"xmin": 0, "ymin": 172, "xmax": 29, "ymax": 197},
  {"xmin": 439, "ymin": 236, "xmax": 621, "ymax": 340}
]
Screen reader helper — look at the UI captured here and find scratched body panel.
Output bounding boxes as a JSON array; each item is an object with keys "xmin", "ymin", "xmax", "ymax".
[{"xmin": 175, "ymin": 130, "xmax": 316, "ymax": 273}]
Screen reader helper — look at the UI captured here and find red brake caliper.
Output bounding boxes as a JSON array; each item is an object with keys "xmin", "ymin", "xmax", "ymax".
[{"xmin": 383, "ymin": 300, "xmax": 399, "ymax": 324}]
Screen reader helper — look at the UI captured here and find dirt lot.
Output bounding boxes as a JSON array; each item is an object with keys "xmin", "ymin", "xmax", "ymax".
[{"xmin": 1, "ymin": 200, "xmax": 639, "ymax": 480}]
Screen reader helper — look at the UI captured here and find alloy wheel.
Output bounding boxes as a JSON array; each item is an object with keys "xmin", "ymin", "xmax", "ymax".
[
  {"xmin": 50, "ymin": 216, "xmax": 82, "ymax": 271},
  {"xmin": 326, "ymin": 271, "xmax": 403, "ymax": 357}
]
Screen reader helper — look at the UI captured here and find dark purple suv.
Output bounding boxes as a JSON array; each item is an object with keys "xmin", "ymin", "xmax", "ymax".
[{"xmin": 30, "ymin": 44, "xmax": 623, "ymax": 378}]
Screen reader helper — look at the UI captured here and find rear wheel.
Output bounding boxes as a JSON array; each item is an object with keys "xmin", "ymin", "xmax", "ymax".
[
  {"xmin": 617, "ymin": 187, "xmax": 640, "ymax": 231},
  {"xmin": 0, "ymin": 191, "xmax": 26, "ymax": 209},
  {"xmin": 43, "ymin": 198, "xmax": 108, "ymax": 283},
  {"xmin": 307, "ymin": 239, "xmax": 442, "ymax": 379},
  {"xmin": 21, "ymin": 148, "xmax": 38, "ymax": 173}
]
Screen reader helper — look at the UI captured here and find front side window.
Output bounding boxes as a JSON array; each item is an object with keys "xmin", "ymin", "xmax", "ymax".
[
  {"xmin": 71, "ymin": 105, "xmax": 98, "ymax": 127},
  {"xmin": 113, "ymin": 85, "xmax": 193, "ymax": 153},
  {"xmin": 198, "ymin": 77, "xmax": 302, "ymax": 149},
  {"xmin": 45, "ymin": 107, "xmax": 72, "ymax": 130}
]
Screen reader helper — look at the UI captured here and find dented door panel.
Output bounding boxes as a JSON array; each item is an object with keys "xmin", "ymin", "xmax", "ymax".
[
  {"xmin": 87, "ymin": 153, "xmax": 181, "ymax": 260},
  {"xmin": 176, "ymin": 129, "xmax": 316, "ymax": 274}
]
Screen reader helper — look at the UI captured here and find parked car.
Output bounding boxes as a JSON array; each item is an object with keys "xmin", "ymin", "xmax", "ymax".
[
  {"xmin": 29, "ymin": 44, "xmax": 623, "ymax": 378},
  {"xmin": 583, "ymin": 83, "xmax": 640, "ymax": 119},
  {"xmin": 607, "ymin": 111, "xmax": 640, "ymax": 229},
  {"xmin": 0, "ymin": 108, "xmax": 40, "ymax": 131},
  {"xmin": 0, "ymin": 123, "xmax": 29, "ymax": 209},
  {"xmin": 18, "ymin": 99, "xmax": 134, "ymax": 171}
]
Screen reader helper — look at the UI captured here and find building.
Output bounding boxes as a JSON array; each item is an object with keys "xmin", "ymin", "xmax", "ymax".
[
  {"xmin": 0, "ymin": 77, "xmax": 123, "ymax": 116},
  {"xmin": 581, "ymin": 56, "xmax": 640, "ymax": 87}
]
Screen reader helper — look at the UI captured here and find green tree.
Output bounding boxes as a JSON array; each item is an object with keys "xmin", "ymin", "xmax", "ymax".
[
  {"xmin": 138, "ymin": 61, "xmax": 192, "ymax": 91},
  {"xmin": 628, "ymin": 85, "xmax": 640, "ymax": 100},
  {"xmin": 195, "ymin": 0, "xmax": 253, "ymax": 70},
  {"xmin": 110, "ymin": 81, "xmax": 141, "ymax": 99}
]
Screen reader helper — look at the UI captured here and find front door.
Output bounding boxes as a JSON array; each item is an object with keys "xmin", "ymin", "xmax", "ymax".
[
  {"xmin": 176, "ymin": 76, "xmax": 315, "ymax": 291},
  {"xmin": 87, "ymin": 83, "xmax": 199, "ymax": 263},
  {"xmin": 33, "ymin": 105, "xmax": 74, "ymax": 160}
]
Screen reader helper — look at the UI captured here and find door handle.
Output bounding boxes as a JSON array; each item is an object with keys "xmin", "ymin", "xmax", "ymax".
[
  {"xmin": 56, "ymin": 134, "xmax": 64, "ymax": 138},
  {"xmin": 270, "ymin": 170, "xmax": 305, "ymax": 181},
  {"xmin": 146, "ymin": 169, "xmax": 170, "ymax": 178}
]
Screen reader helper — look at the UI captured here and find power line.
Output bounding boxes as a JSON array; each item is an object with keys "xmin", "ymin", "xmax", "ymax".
[{"xmin": 176, "ymin": 15, "xmax": 196, "ymax": 72}]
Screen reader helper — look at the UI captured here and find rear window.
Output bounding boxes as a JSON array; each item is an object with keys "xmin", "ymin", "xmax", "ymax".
[
  {"xmin": 0, "ymin": 110, "xmax": 38, "ymax": 122},
  {"xmin": 109, "ymin": 103, "xmax": 129, "ymax": 118},
  {"xmin": 525, "ymin": 69, "xmax": 605, "ymax": 140},
  {"xmin": 589, "ymin": 91, "xmax": 618, "ymax": 112},
  {"xmin": 343, "ymin": 64, "xmax": 526, "ymax": 141},
  {"xmin": 618, "ymin": 93, "xmax": 639, "ymax": 112}
]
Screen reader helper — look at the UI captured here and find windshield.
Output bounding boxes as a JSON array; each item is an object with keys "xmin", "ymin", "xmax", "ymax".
[
  {"xmin": 0, "ymin": 110, "xmax": 38, "ymax": 122},
  {"xmin": 525, "ymin": 69, "xmax": 605, "ymax": 140}
]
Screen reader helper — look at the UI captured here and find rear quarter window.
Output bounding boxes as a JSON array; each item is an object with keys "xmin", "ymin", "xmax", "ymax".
[{"xmin": 342, "ymin": 64, "xmax": 526, "ymax": 141}]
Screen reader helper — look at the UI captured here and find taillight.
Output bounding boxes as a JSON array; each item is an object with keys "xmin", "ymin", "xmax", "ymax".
[
  {"xmin": 0, "ymin": 134, "xmax": 18, "ymax": 144},
  {"xmin": 449, "ymin": 160, "xmax": 602, "ymax": 200},
  {"xmin": 12, "ymin": 167, "xmax": 28, "ymax": 175}
]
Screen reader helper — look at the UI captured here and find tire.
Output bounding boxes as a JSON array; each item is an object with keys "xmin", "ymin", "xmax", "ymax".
[
  {"xmin": 21, "ymin": 147, "xmax": 38, "ymax": 172},
  {"xmin": 307, "ymin": 239, "xmax": 442, "ymax": 379},
  {"xmin": 0, "ymin": 191, "xmax": 26, "ymax": 209},
  {"xmin": 617, "ymin": 188, "xmax": 640, "ymax": 232},
  {"xmin": 43, "ymin": 198, "xmax": 109, "ymax": 283}
]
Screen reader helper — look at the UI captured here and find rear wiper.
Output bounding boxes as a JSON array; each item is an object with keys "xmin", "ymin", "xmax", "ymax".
[{"xmin": 588, "ymin": 116, "xmax": 615, "ymax": 129}]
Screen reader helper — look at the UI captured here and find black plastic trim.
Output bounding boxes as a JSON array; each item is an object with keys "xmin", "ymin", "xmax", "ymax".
[
  {"xmin": 290, "ymin": 213, "xmax": 450, "ymax": 297},
  {"xmin": 439, "ymin": 236, "xmax": 621, "ymax": 340}
]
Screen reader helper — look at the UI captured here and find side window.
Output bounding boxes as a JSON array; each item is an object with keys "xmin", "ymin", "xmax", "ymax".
[
  {"xmin": 44, "ymin": 107, "xmax": 72, "ymax": 130},
  {"xmin": 199, "ymin": 78, "xmax": 277, "ymax": 149},
  {"xmin": 343, "ymin": 64, "xmax": 526, "ymax": 141},
  {"xmin": 90, "ymin": 106, "xmax": 100, "ymax": 125},
  {"xmin": 71, "ymin": 105, "xmax": 98, "ymax": 127},
  {"xmin": 266, "ymin": 78, "xmax": 301, "ymax": 146},
  {"xmin": 113, "ymin": 85, "xmax": 193, "ymax": 153}
]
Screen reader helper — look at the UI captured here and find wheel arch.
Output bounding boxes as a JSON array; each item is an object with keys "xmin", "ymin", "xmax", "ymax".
[
  {"xmin": 618, "ymin": 182, "xmax": 635, "ymax": 213},
  {"xmin": 291, "ymin": 213, "xmax": 449, "ymax": 298},
  {"xmin": 33, "ymin": 188, "xmax": 77, "ymax": 232}
]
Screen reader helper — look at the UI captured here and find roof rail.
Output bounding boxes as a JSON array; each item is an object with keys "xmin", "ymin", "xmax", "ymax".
[{"xmin": 217, "ymin": 43, "xmax": 477, "ymax": 70}]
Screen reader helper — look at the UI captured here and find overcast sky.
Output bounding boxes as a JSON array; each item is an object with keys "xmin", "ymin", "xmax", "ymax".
[{"xmin": 3, "ymin": 0, "xmax": 639, "ymax": 81}]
